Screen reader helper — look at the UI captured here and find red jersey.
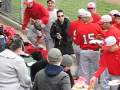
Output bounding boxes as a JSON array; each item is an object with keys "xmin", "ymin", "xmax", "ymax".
[
  {"xmin": 114, "ymin": 23, "xmax": 120, "ymax": 30},
  {"xmin": 67, "ymin": 19, "xmax": 83, "ymax": 44},
  {"xmin": 22, "ymin": 2, "xmax": 49, "ymax": 30},
  {"xmin": 91, "ymin": 13, "xmax": 101, "ymax": 23},
  {"xmin": 94, "ymin": 26, "xmax": 120, "ymax": 77},
  {"xmin": 75, "ymin": 23, "xmax": 103, "ymax": 50}
]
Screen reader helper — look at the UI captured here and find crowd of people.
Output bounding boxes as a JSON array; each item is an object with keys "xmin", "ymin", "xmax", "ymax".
[{"xmin": 0, "ymin": 0, "xmax": 120, "ymax": 90}]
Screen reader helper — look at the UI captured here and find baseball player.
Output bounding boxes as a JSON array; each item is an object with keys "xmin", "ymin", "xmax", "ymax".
[
  {"xmin": 74, "ymin": 9, "xmax": 103, "ymax": 84},
  {"xmin": 87, "ymin": 2, "xmax": 101, "ymax": 23},
  {"xmin": 90, "ymin": 15, "xmax": 120, "ymax": 90},
  {"xmin": 22, "ymin": 0, "xmax": 49, "ymax": 34}
]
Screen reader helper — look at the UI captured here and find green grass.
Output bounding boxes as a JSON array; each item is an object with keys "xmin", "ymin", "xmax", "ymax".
[
  {"xmin": 8, "ymin": 0, "xmax": 120, "ymax": 23},
  {"xmin": 38, "ymin": 0, "xmax": 120, "ymax": 20}
]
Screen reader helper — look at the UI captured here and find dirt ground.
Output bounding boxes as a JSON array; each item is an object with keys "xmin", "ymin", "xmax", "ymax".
[{"xmin": 105, "ymin": 0, "xmax": 120, "ymax": 5}]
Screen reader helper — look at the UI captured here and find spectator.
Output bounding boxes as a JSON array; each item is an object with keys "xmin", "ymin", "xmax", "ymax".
[
  {"xmin": 87, "ymin": 2, "xmax": 101, "ymax": 23},
  {"xmin": 0, "ymin": 0, "xmax": 2, "ymax": 8},
  {"xmin": 0, "ymin": 37, "xmax": 31, "ymax": 90},
  {"xmin": 61, "ymin": 54, "xmax": 74, "ymax": 87},
  {"xmin": 44, "ymin": 0, "xmax": 58, "ymax": 50},
  {"xmin": 32, "ymin": 48, "xmax": 72, "ymax": 90},
  {"xmin": 50, "ymin": 9, "xmax": 74, "ymax": 55},
  {"xmin": 22, "ymin": 0, "xmax": 49, "ymax": 34},
  {"xmin": 30, "ymin": 51, "xmax": 48, "ymax": 81}
]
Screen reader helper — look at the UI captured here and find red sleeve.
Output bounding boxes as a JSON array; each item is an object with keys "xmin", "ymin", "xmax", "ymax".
[
  {"xmin": 38, "ymin": 3, "xmax": 49, "ymax": 25},
  {"xmin": 94, "ymin": 54, "xmax": 107, "ymax": 78},
  {"xmin": 22, "ymin": 9, "xmax": 30, "ymax": 31},
  {"xmin": 67, "ymin": 21, "xmax": 74, "ymax": 37}
]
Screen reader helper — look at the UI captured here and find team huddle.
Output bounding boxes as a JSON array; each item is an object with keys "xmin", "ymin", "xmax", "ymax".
[{"xmin": 0, "ymin": 0, "xmax": 120, "ymax": 90}]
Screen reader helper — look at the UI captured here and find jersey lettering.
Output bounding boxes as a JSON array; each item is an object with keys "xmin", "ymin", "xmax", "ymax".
[{"xmin": 83, "ymin": 33, "xmax": 95, "ymax": 44}]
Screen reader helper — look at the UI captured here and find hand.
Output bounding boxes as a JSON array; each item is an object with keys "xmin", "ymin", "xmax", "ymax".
[
  {"xmin": 88, "ymin": 76, "xmax": 96, "ymax": 90},
  {"xmin": 56, "ymin": 33, "xmax": 62, "ymax": 39}
]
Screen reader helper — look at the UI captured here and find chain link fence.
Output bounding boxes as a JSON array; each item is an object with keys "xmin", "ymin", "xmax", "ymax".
[{"xmin": 0, "ymin": 0, "xmax": 23, "ymax": 24}]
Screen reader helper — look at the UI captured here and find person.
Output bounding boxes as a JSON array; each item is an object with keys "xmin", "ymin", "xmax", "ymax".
[
  {"xmin": 0, "ymin": 37, "xmax": 31, "ymax": 90},
  {"xmin": 0, "ymin": 25, "xmax": 6, "ymax": 52},
  {"xmin": 87, "ymin": 2, "xmax": 101, "ymax": 23},
  {"xmin": 30, "ymin": 51, "xmax": 48, "ymax": 82},
  {"xmin": 74, "ymin": 9, "xmax": 103, "ymax": 84},
  {"xmin": 44, "ymin": 0, "xmax": 58, "ymax": 50},
  {"xmin": 27, "ymin": 20, "xmax": 46, "ymax": 49},
  {"xmin": 90, "ymin": 15, "xmax": 120, "ymax": 90},
  {"xmin": 114, "ymin": 12, "xmax": 120, "ymax": 30},
  {"xmin": 61, "ymin": 54, "xmax": 74, "ymax": 88},
  {"xmin": 32, "ymin": 48, "xmax": 72, "ymax": 90},
  {"xmin": 67, "ymin": 8, "xmax": 86, "ymax": 77},
  {"xmin": 50, "ymin": 9, "xmax": 74, "ymax": 55},
  {"xmin": 0, "ymin": 0, "xmax": 2, "ymax": 8},
  {"xmin": 22, "ymin": 0, "xmax": 49, "ymax": 33},
  {"xmin": 109, "ymin": 10, "xmax": 119, "ymax": 24}
]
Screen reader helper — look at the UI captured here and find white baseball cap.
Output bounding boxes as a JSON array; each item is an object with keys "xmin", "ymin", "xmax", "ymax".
[
  {"xmin": 114, "ymin": 12, "xmax": 120, "ymax": 17},
  {"xmin": 87, "ymin": 2, "xmax": 96, "ymax": 9},
  {"xmin": 24, "ymin": 0, "xmax": 34, "ymax": 5},
  {"xmin": 78, "ymin": 9, "xmax": 91, "ymax": 17},
  {"xmin": 109, "ymin": 10, "xmax": 119, "ymax": 16},
  {"xmin": 47, "ymin": 0, "xmax": 55, "ymax": 3},
  {"xmin": 78, "ymin": 8, "xmax": 86, "ymax": 16},
  {"xmin": 101, "ymin": 15, "xmax": 112, "ymax": 23},
  {"xmin": 104, "ymin": 36, "xmax": 117, "ymax": 46}
]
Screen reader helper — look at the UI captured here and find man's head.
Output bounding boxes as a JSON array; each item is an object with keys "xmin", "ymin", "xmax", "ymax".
[
  {"xmin": 34, "ymin": 20, "xmax": 42, "ymax": 30},
  {"xmin": 114, "ymin": 12, "xmax": 120, "ymax": 24},
  {"xmin": 99, "ymin": 15, "xmax": 112, "ymax": 30},
  {"xmin": 8, "ymin": 37, "xmax": 24, "ymax": 53},
  {"xmin": 109, "ymin": 10, "xmax": 119, "ymax": 17},
  {"xmin": 57, "ymin": 9, "xmax": 65, "ymax": 23},
  {"xmin": 47, "ymin": 0, "xmax": 55, "ymax": 11},
  {"xmin": 48, "ymin": 48, "xmax": 62, "ymax": 65},
  {"xmin": 78, "ymin": 9, "xmax": 91, "ymax": 23},
  {"xmin": 24, "ymin": 0, "xmax": 34, "ymax": 8},
  {"xmin": 87, "ymin": 2, "xmax": 96, "ymax": 13}
]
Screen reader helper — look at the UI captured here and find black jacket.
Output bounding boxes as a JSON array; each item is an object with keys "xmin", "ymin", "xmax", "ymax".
[{"xmin": 50, "ymin": 18, "xmax": 74, "ymax": 55}]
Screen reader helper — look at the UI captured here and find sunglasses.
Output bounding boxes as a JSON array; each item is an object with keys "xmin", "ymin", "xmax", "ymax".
[{"xmin": 57, "ymin": 15, "xmax": 64, "ymax": 17}]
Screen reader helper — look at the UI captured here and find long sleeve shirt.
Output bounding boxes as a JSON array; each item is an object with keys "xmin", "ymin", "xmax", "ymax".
[{"xmin": 22, "ymin": 2, "xmax": 49, "ymax": 30}]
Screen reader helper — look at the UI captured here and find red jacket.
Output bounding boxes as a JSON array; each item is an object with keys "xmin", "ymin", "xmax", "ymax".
[
  {"xmin": 22, "ymin": 2, "xmax": 49, "ymax": 30},
  {"xmin": 94, "ymin": 26, "xmax": 120, "ymax": 77}
]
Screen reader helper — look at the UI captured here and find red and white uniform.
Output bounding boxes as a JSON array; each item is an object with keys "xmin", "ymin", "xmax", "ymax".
[
  {"xmin": 75, "ymin": 23, "xmax": 103, "ymax": 50},
  {"xmin": 94, "ymin": 26, "xmax": 120, "ymax": 78},
  {"xmin": 114, "ymin": 23, "xmax": 120, "ymax": 30},
  {"xmin": 67, "ymin": 19, "xmax": 83, "ymax": 44},
  {"xmin": 22, "ymin": 1, "xmax": 49, "ymax": 31},
  {"xmin": 91, "ymin": 13, "xmax": 101, "ymax": 23}
]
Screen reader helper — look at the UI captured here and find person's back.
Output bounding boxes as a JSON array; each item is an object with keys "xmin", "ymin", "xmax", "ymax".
[
  {"xmin": 0, "ymin": 38, "xmax": 31, "ymax": 90},
  {"xmin": 32, "ymin": 48, "xmax": 71, "ymax": 90},
  {"xmin": 30, "ymin": 51, "xmax": 48, "ymax": 81},
  {"xmin": 33, "ymin": 68, "xmax": 70, "ymax": 90}
]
